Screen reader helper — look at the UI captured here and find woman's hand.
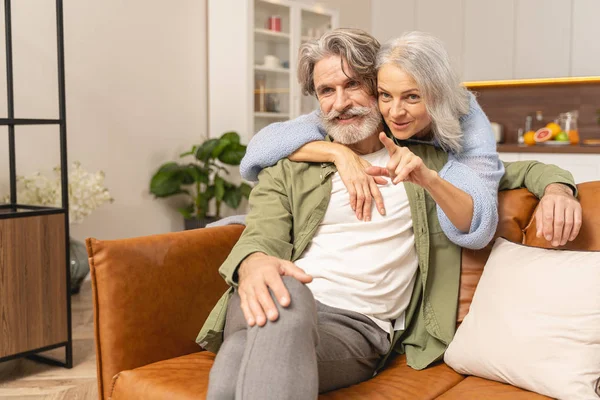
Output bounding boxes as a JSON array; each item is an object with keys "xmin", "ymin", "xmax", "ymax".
[
  {"xmin": 365, "ymin": 132, "xmax": 437, "ymax": 187},
  {"xmin": 366, "ymin": 132, "xmax": 474, "ymax": 233},
  {"xmin": 333, "ymin": 146, "xmax": 387, "ymax": 221}
]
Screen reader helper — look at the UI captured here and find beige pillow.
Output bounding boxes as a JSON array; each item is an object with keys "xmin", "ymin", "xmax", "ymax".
[{"xmin": 445, "ymin": 238, "xmax": 600, "ymax": 400}]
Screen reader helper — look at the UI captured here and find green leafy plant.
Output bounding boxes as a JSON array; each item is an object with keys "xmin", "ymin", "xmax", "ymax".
[{"xmin": 149, "ymin": 131, "xmax": 252, "ymax": 220}]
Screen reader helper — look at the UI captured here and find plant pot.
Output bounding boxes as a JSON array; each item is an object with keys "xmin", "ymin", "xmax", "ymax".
[
  {"xmin": 69, "ymin": 237, "xmax": 90, "ymax": 295},
  {"xmin": 184, "ymin": 216, "xmax": 220, "ymax": 230}
]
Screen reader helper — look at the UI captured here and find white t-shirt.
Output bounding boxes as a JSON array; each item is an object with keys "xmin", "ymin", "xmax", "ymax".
[{"xmin": 295, "ymin": 147, "xmax": 419, "ymax": 336}]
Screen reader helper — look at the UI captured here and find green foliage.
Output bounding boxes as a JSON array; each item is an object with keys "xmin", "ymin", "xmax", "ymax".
[{"xmin": 149, "ymin": 131, "xmax": 252, "ymax": 220}]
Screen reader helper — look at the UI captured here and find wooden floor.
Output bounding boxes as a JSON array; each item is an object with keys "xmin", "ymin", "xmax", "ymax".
[{"xmin": 0, "ymin": 280, "xmax": 98, "ymax": 399}]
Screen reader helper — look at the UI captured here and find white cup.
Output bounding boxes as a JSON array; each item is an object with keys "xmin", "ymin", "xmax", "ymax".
[
  {"xmin": 264, "ymin": 55, "xmax": 280, "ymax": 69},
  {"xmin": 490, "ymin": 122, "xmax": 504, "ymax": 143}
]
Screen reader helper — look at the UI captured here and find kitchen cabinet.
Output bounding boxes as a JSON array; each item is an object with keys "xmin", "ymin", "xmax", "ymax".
[
  {"xmin": 463, "ymin": 0, "xmax": 515, "ymax": 81},
  {"xmin": 372, "ymin": 0, "xmax": 600, "ymax": 82},
  {"xmin": 571, "ymin": 0, "xmax": 600, "ymax": 77},
  {"xmin": 514, "ymin": 0, "xmax": 572, "ymax": 79},
  {"xmin": 208, "ymin": 0, "xmax": 338, "ymax": 143},
  {"xmin": 499, "ymin": 152, "xmax": 600, "ymax": 184}
]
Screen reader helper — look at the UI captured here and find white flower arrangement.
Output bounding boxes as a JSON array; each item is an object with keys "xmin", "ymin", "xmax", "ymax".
[{"xmin": 1, "ymin": 161, "xmax": 113, "ymax": 224}]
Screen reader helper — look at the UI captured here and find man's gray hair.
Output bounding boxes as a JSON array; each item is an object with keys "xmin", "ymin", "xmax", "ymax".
[
  {"xmin": 298, "ymin": 28, "xmax": 380, "ymax": 97},
  {"xmin": 376, "ymin": 31, "xmax": 470, "ymax": 154}
]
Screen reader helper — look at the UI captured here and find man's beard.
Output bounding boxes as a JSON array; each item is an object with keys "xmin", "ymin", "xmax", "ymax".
[{"xmin": 321, "ymin": 100, "xmax": 382, "ymax": 145}]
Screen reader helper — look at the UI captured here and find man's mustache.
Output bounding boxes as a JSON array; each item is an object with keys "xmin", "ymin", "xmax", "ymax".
[{"xmin": 323, "ymin": 106, "xmax": 373, "ymax": 122}]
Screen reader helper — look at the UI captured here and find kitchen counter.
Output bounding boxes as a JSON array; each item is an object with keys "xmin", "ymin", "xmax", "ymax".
[{"xmin": 497, "ymin": 143, "xmax": 600, "ymax": 154}]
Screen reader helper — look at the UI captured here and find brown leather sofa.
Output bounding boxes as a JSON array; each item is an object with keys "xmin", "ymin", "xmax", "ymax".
[{"xmin": 86, "ymin": 182, "xmax": 600, "ymax": 400}]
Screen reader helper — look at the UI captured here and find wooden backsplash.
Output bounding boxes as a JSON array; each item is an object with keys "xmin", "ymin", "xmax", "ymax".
[{"xmin": 470, "ymin": 83, "xmax": 600, "ymax": 143}]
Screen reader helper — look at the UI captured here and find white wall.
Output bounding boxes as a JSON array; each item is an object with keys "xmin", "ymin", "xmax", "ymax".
[
  {"xmin": 0, "ymin": 1, "xmax": 208, "ymax": 241},
  {"xmin": 371, "ymin": 0, "xmax": 415, "ymax": 42},
  {"xmin": 371, "ymin": 0, "xmax": 465, "ymax": 73}
]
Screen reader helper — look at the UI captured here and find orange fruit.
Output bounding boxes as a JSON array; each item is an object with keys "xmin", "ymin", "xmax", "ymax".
[
  {"xmin": 568, "ymin": 129, "xmax": 580, "ymax": 144},
  {"xmin": 546, "ymin": 122, "xmax": 561, "ymax": 138},
  {"xmin": 523, "ymin": 130, "xmax": 536, "ymax": 145}
]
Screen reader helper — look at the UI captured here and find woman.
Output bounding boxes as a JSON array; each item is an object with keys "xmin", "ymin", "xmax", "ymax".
[{"xmin": 241, "ymin": 31, "xmax": 503, "ymax": 249}]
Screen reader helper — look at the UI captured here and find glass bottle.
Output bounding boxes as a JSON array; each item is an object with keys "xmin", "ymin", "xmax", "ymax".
[
  {"xmin": 254, "ymin": 73, "xmax": 266, "ymax": 112},
  {"xmin": 558, "ymin": 111, "xmax": 580, "ymax": 144},
  {"xmin": 532, "ymin": 110, "xmax": 546, "ymax": 131}
]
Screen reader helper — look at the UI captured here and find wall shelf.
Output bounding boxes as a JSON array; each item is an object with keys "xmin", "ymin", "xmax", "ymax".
[
  {"xmin": 254, "ymin": 65, "xmax": 290, "ymax": 74},
  {"xmin": 254, "ymin": 112, "xmax": 290, "ymax": 119},
  {"xmin": 465, "ymin": 76, "xmax": 600, "ymax": 89},
  {"xmin": 209, "ymin": 0, "xmax": 338, "ymax": 144},
  {"xmin": 254, "ymin": 28, "xmax": 290, "ymax": 43}
]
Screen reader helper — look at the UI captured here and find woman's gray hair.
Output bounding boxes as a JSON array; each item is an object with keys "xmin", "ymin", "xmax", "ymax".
[
  {"xmin": 298, "ymin": 28, "xmax": 380, "ymax": 97},
  {"xmin": 377, "ymin": 31, "xmax": 470, "ymax": 154}
]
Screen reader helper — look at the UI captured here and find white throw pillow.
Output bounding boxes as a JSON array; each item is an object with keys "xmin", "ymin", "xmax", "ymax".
[{"xmin": 444, "ymin": 238, "xmax": 600, "ymax": 400}]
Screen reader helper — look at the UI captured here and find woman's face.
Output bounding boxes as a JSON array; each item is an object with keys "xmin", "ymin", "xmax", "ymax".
[{"xmin": 377, "ymin": 64, "xmax": 432, "ymax": 140}]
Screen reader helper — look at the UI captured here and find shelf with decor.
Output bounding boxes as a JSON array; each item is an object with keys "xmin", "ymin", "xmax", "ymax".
[
  {"xmin": 208, "ymin": 0, "xmax": 338, "ymax": 144},
  {"xmin": 0, "ymin": 0, "xmax": 72, "ymax": 368},
  {"xmin": 254, "ymin": 28, "xmax": 290, "ymax": 43},
  {"xmin": 254, "ymin": 112, "xmax": 290, "ymax": 119},
  {"xmin": 254, "ymin": 65, "xmax": 290, "ymax": 74}
]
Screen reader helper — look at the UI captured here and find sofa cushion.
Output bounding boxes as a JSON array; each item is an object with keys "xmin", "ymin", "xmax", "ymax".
[
  {"xmin": 437, "ymin": 377, "xmax": 551, "ymax": 399},
  {"xmin": 110, "ymin": 351, "xmax": 216, "ymax": 399},
  {"xmin": 320, "ymin": 354, "xmax": 464, "ymax": 399},
  {"xmin": 445, "ymin": 238, "xmax": 600, "ymax": 400},
  {"xmin": 110, "ymin": 351, "xmax": 463, "ymax": 399}
]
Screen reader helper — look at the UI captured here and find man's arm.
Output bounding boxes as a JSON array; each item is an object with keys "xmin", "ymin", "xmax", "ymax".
[
  {"xmin": 218, "ymin": 163, "xmax": 311, "ymax": 327},
  {"xmin": 499, "ymin": 160, "xmax": 577, "ymax": 196},
  {"xmin": 219, "ymin": 166, "xmax": 293, "ymax": 285},
  {"xmin": 500, "ymin": 160, "xmax": 582, "ymax": 247}
]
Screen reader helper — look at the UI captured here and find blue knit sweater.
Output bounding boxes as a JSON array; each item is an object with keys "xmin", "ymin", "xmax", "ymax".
[{"xmin": 237, "ymin": 94, "xmax": 504, "ymax": 250}]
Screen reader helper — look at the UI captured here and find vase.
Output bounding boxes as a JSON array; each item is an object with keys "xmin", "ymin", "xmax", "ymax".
[
  {"xmin": 69, "ymin": 237, "xmax": 90, "ymax": 294},
  {"xmin": 184, "ymin": 216, "xmax": 219, "ymax": 230}
]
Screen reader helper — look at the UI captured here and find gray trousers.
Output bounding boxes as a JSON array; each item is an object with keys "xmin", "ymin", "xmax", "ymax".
[{"xmin": 207, "ymin": 276, "xmax": 390, "ymax": 400}]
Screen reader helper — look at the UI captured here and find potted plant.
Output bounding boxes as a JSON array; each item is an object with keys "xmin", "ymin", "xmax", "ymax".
[{"xmin": 149, "ymin": 131, "xmax": 252, "ymax": 229}]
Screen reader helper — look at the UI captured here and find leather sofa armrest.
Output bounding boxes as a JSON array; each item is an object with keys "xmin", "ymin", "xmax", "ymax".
[{"xmin": 86, "ymin": 225, "xmax": 244, "ymax": 400}]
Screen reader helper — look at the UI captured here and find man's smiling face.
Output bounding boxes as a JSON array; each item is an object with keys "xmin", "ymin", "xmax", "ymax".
[{"xmin": 314, "ymin": 55, "xmax": 381, "ymax": 145}]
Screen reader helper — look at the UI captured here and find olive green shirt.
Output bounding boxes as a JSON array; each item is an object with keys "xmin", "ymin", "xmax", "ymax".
[{"xmin": 197, "ymin": 144, "xmax": 575, "ymax": 370}]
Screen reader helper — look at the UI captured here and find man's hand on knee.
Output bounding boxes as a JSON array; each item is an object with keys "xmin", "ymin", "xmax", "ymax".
[{"xmin": 237, "ymin": 253, "xmax": 312, "ymax": 327}]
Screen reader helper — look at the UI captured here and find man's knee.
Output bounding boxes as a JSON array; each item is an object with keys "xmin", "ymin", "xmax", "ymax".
[
  {"xmin": 270, "ymin": 276, "xmax": 317, "ymax": 334},
  {"xmin": 280, "ymin": 276, "xmax": 313, "ymax": 304}
]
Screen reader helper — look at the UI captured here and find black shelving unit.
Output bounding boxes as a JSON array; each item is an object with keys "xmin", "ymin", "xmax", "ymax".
[{"xmin": 0, "ymin": 0, "xmax": 72, "ymax": 368}]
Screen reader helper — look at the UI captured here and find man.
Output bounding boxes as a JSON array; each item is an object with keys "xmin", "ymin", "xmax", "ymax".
[{"xmin": 199, "ymin": 30, "xmax": 581, "ymax": 399}]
